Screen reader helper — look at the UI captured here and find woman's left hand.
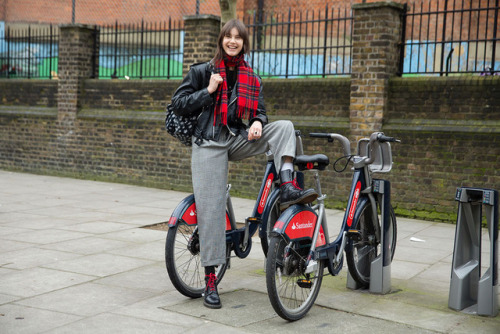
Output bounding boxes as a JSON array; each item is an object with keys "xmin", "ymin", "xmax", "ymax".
[{"xmin": 248, "ymin": 121, "xmax": 262, "ymax": 141}]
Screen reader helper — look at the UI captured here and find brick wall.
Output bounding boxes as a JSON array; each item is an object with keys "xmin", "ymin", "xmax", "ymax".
[
  {"xmin": 1, "ymin": 76, "xmax": 499, "ymax": 222},
  {"xmin": 385, "ymin": 76, "xmax": 500, "ymax": 220},
  {"xmin": 0, "ymin": 80, "xmax": 57, "ymax": 106}
]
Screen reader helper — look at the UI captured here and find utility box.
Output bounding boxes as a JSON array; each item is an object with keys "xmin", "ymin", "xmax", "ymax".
[{"xmin": 449, "ymin": 187, "xmax": 498, "ymax": 317}]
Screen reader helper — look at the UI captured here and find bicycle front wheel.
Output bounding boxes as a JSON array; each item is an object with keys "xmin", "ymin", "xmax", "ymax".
[
  {"xmin": 165, "ymin": 223, "xmax": 228, "ymax": 298},
  {"xmin": 345, "ymin": 202, "xmax": 397, "ymax": 288},
  {"xmin": 266, "ymin": 235, "xmax": 324, "ymax": 321}
]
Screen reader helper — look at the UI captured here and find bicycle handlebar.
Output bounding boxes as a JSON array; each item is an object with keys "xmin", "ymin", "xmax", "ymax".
[
  {"xmin": 310, "ymin": 133, "xmax": 351, "ymax": 157},
  {"xmin": 376, "ymin": 133, "xmax": 401, "ymax": 143},
  {"xmin": 310, "ymin": 132, "xmax": 400, "ymax": 165}
]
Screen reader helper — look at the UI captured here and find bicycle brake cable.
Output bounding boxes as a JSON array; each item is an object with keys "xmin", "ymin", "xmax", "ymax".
[{"xmin": 333, "ymin": 155, "xmax": 354, "ymax": 173}]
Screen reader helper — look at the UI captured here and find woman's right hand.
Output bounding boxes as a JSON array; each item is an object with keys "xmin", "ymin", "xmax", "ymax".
[{"xmin": 207, "ymin": 73, "xmax": 223, "ymax": 94}]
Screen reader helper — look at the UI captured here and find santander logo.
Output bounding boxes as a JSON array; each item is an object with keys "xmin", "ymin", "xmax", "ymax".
[
  {"xmin": 258, "ymin": 174, "xmax": 274, "ymax": 214},
  {"xmin": 291, "ymin": 221, "xmax": 314, "ymax": 230},
  {"xmin": 347, "ymin": 181, "xmax": 361, "ymax": 227},
  {"xmin": 190, "ymin": 210, "xmax": 196, "ymax": 217}
]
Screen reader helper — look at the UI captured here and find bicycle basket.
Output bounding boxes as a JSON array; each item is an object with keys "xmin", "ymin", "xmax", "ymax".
[{"xmin": 357, "ymin": 139, "xmax": 393, "ymax": 173}]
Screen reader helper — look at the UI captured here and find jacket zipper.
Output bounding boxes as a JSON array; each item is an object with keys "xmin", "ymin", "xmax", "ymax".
[{"xmin": 226, "ymin": 97, "xmax": 238, "ymax": 136}]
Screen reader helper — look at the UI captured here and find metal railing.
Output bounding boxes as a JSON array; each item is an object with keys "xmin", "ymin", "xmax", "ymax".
[
  {"xmin": 401, "ymin": 0, "xmax": 500, "ymax": 76},
  {"xmin": 0, "ymin": 25, "xmax": 59, "ymax": 79},
  {"xmin": 244, "ymin": 6, "xmax": 353, "ymax": 78},
  {"xmin": 97, "ymin": 19, "xmax": 184, "ymax": 79},
  {"xmin": 2, "ymin": 1, "xmax": 498, "ymax": 80}
]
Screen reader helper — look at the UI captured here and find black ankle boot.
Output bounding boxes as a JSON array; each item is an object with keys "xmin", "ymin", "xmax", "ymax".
[
  {"xmin": 280, "ymin": 170, "xmax": 318, "ymax": 210},
  {"xmin": 203, "ymin": 273, "xmax": 221, "ymax": 309}
]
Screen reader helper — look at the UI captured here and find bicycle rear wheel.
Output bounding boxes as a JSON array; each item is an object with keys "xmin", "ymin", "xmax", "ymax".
[
  {"xmin": 266, "ymin": 235, "xmax": 324, "ymax": 321},
  {"xmin": 165, "ymin": 223, "xmax": 228, "ymax": 298},
  {"xmin": 345, "ymin": 202, "xmax": 397, "ymax": 288}
]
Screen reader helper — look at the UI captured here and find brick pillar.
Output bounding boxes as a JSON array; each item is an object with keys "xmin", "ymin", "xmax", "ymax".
[
  {"xmin": 182, "ymin": 15, "xmax": 220, "ymax": 76},
  {"xmin": 57, "ymin": 24, "xmax": 98, "ymax": 130},
  {"xmin": 56, "ymin": 24, "xmax": 98, "ymax": 166},
  {"xmin": 350, "ymin": 2, "xmax": 405, "ymax": 140}
]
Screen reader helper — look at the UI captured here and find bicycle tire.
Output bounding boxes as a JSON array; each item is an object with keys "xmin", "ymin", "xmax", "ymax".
[
  {"xmin": 266, "ymin": 234, "xmax": 324, "ymax": 321},
  {"xmin": 345, "ymin": 202, "xmax": 397, "ymax": 288},
  {"xmin": 260, "ymin": 194, "xmax": 281, "ymax": 256},
  {"xmin": 165, "ymin": 223, "xmax": 228, "ymax": 298}
]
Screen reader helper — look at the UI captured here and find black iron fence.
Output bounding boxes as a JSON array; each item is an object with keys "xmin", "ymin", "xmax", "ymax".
[
  {"xmin": 401, "ymin": 0, "xmax": 500, "ymax": 76},
  {"xmin": 0, "ymin": 25, "xmax": 59, "ymax": 79},
  {"xmin": 245, "ymin": 6, "xmax": 353, "ymax": 78},
  {"xmin": 97, "ymin": 19, "xmax": 184, "ymax": 79},
  {"xmin": 2, "ymin": 1, "xmax": 499, "ymax": 80}
]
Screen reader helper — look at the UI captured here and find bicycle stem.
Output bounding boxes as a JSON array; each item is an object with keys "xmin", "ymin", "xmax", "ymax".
[{"xmin": 305, "ymin": 171, "xmax": 329, "ymax": 274}]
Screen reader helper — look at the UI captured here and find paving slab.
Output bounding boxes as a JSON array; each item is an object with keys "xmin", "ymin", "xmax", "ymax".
[
  {"xmin": 0, "ymin": 267, "xmax": 96, "ymax": 298},
  {"xmin": 0, "ymin": 303, "xmax": 82, "ymax": 334},
  {"xmin": 16, "ymin": 283, "xmax": 157, "ymax": 317},
  {"xmin": 0, "ymin": 170, "xmax": 499, "ymax": 334}
]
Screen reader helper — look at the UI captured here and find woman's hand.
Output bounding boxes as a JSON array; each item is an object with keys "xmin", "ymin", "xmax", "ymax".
[
  {"xmin": 248, "ymin": 121, "xmax": 262, "ymax": 141},
  {"xmin": 207, "ymin": 73, "xmax": 223, "ymax": 94}
]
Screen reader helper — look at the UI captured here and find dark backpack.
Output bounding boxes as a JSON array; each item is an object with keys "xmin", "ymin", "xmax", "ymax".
[{"xmin": 164, "ymin": 104, "xmax": 198, "ymax": 146}]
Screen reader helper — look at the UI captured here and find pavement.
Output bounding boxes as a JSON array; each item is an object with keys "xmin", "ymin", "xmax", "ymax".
[{"xmin": 0, "ymin": 170, "xmax": 498, "ymax": 333}]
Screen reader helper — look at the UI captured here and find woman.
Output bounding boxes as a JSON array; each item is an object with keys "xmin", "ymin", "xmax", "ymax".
[{"xmin": 171, "ymin": 19, "xmax": 317, "ymax": 309}]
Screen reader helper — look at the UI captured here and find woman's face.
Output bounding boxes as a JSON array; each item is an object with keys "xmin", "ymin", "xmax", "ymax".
[{"xmin": 222, "ymin": 27, "xmax": 243, "ymax": 57}]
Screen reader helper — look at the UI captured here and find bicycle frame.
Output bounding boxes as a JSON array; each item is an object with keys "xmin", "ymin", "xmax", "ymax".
[
  {"xmin": 271, "ymin": 138, "xmax": 385, "ymax": 276},
  {"xmin": 167, "ymin": 153, "xmax": 281, "ymax": 258}
]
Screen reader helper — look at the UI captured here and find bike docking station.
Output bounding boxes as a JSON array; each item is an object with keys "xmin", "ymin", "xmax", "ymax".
[
  {"xmin": 346, "ymin": 179, "xmax": 392, "ymax": 294},
  {"xmin": 346, "ymin": 137, "xmax": 394, "ymax": 294},
  {"xmin": 449, "ymin": 187, "xmax": 498, "ymax": 317}
]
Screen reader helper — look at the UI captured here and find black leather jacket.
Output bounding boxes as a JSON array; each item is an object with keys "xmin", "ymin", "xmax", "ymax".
[{"xmin": 171, "ymin": 61, "xmax": 268, "ymax": 144}]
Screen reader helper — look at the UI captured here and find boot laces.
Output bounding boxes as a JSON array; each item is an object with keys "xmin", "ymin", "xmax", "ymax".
[
  {"xmin": 205, "ymin": 273, "xmax": 217, "ymax": 291},
  {"xmin": 282, "ymin": 178, "xmax": 302, "ymax": 190}
]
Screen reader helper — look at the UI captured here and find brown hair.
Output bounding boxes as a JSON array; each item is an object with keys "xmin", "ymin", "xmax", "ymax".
[{"xmin": 213, "ymin": 19, "xmax": 250, "ymax": 67}]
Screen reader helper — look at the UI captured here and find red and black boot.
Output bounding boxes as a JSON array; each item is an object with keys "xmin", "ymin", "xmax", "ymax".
[
  {"xmin": 203, "ymin": 268, "xmax": 221, "ymax": 309},
  {"xmin": 280, "ymin": 170, "xmax": 318, "ymax": 210}
]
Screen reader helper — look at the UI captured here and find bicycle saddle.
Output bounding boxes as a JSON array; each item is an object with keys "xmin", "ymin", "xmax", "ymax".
[{"xmin": 294, "ymin": 154, "xmax": 330, "ymax": 171}]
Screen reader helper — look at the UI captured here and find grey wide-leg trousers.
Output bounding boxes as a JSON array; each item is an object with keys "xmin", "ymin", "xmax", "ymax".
[{"xmin": 191, "ymin": 120, "xmax": 296, "ymax": 267}]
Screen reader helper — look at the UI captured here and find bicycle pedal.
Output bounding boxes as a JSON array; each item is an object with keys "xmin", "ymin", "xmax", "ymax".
[
  {"xmin": 346, "ymin": 229, "xmax": 362, "ymax": 242},
  {"xmin": 245, "ymin": 217, "xmax": 261, "ymax": 224},
  {"xmin": 297, "ymin": 279, "xmax": 312, "ymax": 289}
]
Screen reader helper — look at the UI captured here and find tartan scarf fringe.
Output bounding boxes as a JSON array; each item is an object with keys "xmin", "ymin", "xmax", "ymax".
[{"xmin": 214, "ymin": 55, "xmax": 260, "ymax": 126}]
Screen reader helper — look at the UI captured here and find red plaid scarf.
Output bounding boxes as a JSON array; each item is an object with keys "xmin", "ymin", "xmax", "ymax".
[{"xmin": 214, "ymin": 55, "xmax": 260, "ymax": 126}]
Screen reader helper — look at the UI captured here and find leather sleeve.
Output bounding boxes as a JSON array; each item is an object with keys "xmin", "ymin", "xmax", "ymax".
[
  {"xmin": 171, "ymin": 64, "xmax": 212, "ymax": 117},
  {"xmin": 250, "ymin": 81, "xmax": 268, "ymax": 127}
]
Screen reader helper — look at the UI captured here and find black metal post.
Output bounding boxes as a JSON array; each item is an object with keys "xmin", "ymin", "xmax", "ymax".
[
  {"xmin": 6, "ymin": 27, "xmax": 9, "ymax": 79},
  {"xmin": 285, "ymin": 8, "xmax": 291, "ymax": 78},
  {"xmin": 398, "ymin": 4, "xmax": 407, "ymax": 76},
  {"xmin": 322, "ymin": 5, "xmax": 329, "ymax": 78},
  {"xmin": 28, "ymin": 26, "xmax": 31, "ymax": 79},
  {"xmin": 492, "ymin": 0, "xmax": 499, "ymax": 73},
  {"xmin": 439, "ymin": 0, "xmax": 449, "ymax": 76},
  {"xmin": 113, "ymin": 21, "xmax": 118, "ymax": 78},
  {"xmin": 167, "ymin": 18, "xmax": 171, "ymax": 79},
  {"xmin": 257, "ymin": 0, "xmax": 264, "ymax": 49},
  {"xmin": 91, "ymin": 25, "xmax": 98, "ymax": 78},
  {"xmin": 140, "ymin": 19, "xmax": 144, "ymax": 79},
  {"xmin": 49, "ymin": 24, "xmax": 53, "ymax": 79},
  {"xmin": 72, "ymin": 0, "xmax": 76, "ymax": 24}
]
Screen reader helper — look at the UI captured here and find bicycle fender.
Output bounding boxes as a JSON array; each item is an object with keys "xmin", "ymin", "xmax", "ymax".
[
  {"xmin": 168, "ymin": 194, "xmax": 197, "ymax": 227},
  {"xmin": 167, "ymin": 194, "xmax": 231, "ymax": 230},
  {"xmin": 258, "ymin": 188, "xmax": 280, "ymax": 240},
  {"xmin": 272, "ymin": 204, "xmax": 324, "ymax": 244}
]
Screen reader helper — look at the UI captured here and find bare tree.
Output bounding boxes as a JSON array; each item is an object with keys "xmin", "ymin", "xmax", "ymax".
[{"xmin": 219, "ymin": 0, "xmax": 237, "ymax": 27}]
